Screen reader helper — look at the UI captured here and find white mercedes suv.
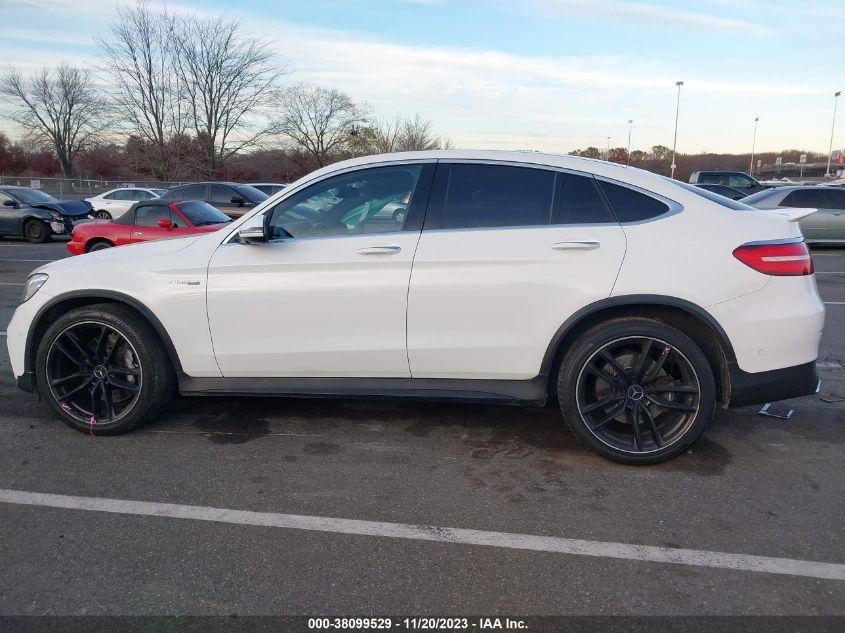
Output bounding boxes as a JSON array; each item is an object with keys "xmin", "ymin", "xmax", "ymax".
[{"xmin": 6, "ymin": 151, "xmax": 825, "ymax": 464}]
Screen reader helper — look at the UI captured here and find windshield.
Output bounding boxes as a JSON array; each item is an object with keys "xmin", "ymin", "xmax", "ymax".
[
  {"xmin": 233, "ymin": 184, "xmax": 269, "ymax": 203},
  {"xmin": 177, "ymin": 201, "xmax": 231, "ymax": 226},
  {"xmin": 12, "ymin": 188, "xmax": 59, "ymax": 204},
  {"xmin": 671, "ymin": 180, "xmax": 755, "ymax": 210}
]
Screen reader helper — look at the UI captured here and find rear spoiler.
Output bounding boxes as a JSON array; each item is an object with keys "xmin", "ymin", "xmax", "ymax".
[{"xmin": 763, "ymin": 207, "xmax": 817, "ymax": 222}]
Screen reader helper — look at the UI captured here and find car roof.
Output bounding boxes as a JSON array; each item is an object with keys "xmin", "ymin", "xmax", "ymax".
[
  {"xmin": 299, "ymin": 149, "xmax": 684, "ymax": 198},
  {"xmin": 171, "ymin": 181, "xmax": 241, "ymax": 187}
]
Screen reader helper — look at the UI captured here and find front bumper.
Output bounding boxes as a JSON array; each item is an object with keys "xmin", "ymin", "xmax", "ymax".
[
  {"xmin": 66, "ymin": 240, "xmax": 85, "ymax": 256},
  {"xmin": 729, "ymin": 360, "xmax": 820, "ymax": 407}
]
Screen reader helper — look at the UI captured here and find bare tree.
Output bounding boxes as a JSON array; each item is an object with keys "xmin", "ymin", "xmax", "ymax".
[
  {"xmin": 367, "ymin": 117, "xmax": 402, "ymax": 153},
  {"xmin": 174, "ymin": 14, "xmax": 284, "ymax": 178},
  {"xmin": 0, "ymin": 65, "xmax": 106, "ymax": 177},
  {"xmin": 396, "ymin": 114, "xmax": 451, "ymax": 151},
  {"xmin": 98, "ymin": 0, "xmax": 184, "ymax": 180},
  {"xmin": 274, "ymin": 83, "xmax": 368, "ymax": 167}
]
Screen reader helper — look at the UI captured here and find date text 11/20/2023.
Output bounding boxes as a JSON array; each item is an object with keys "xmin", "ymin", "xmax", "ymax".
[{"xmin": 307, "ymin": 617, "xmax": 528, "ymax": 630}]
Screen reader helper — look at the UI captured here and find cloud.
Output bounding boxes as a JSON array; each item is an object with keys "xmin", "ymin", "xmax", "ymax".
[{"xmin": 511, "ymin": 0, "xmax": 774, "ymax": 36}]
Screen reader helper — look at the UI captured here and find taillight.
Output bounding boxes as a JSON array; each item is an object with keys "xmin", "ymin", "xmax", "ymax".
[{"xmin": 732, "ymin": 240, "xmax": 813, "ymax": 276}]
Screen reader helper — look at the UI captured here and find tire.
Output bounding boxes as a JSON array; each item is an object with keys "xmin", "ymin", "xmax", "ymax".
[
  {"xmin": 35, "ymin": 304, "xmax": 176, "ymax": 435},
  {"xmin": 87, "ymin": 240, "xmax": 114, "ymax": 252},
  {"xmin": 94, "ymin": 210, "xmax": 112, "ymax": 220},
  {"xmin": 24, "ymin": 219, "xmax": 50, "ymax": 243},
  {"xmin": 557, "ymin": 318, "xmax": 715, "ymax": 465}
]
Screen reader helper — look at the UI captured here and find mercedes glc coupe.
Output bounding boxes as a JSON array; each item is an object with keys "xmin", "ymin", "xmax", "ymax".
[{"xmin": 7, "ymin": 151, "xmax": 825, "ymax": 464}]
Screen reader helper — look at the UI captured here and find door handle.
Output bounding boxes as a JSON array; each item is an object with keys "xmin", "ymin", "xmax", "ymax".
[
  {"xmin": 133, "ymin": 231, "xmax": 143, "ymax": 237},
  {"xmin": 357, "ymin": 245, "xmax": 401, "ymax": 255},
  {"xmin": 551, "ymin": 240, "xmax": 600, "ymax": 251}
]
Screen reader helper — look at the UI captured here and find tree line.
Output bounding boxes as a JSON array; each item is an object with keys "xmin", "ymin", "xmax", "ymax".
[
  {"xmin": 569, "ymin": 145, "xmax": 829, "ymax": 182},
  {"xmin": 0, "ymin": 0, "xmax": 450, "ymax": 182}
]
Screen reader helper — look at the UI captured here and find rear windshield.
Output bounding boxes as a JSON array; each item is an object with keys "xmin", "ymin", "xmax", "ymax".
[
  {"xmin": 176, "ymin": 200, "xmax": 232, "ymax": 226},
  {"xmin": 233, "ymin": 184, "xmax": 269, "ymax": 203},
  {"xmin": 741, "ymin": 189, "xmax": 779, "ymax": 205},
  {"xmin": 671, "ymin": 180, "xmax": 754, "ymax": 210}
]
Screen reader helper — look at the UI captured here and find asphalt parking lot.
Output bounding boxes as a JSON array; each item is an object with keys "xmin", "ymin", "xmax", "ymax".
[{"xmin": 0, "ymin": 237, "xmax": 843, "ymax": 616}]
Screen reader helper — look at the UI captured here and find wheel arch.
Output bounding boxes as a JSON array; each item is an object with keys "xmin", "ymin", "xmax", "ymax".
[
  {"xmin": 541, "ymin": 295, "xmax": 735, "ymax": 407},
  {"xmin": 24, "ymin": 290, "xmax": 184, "ymax": 390},
  {"xmin": 85, "ymin": 238, "xmax": 115, "ymax": 252}
]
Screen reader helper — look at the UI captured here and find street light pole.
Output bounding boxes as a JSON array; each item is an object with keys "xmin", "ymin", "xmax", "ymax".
[
  {"xmin": 826, "ymin": 91, "xmax": 841, "ymax": 178},
  {"xmin": 606, "ymin": 136, "xmax": 611, "ymax": 160},
  {"xmin": 670, "ymin": 81, "xmax": 683, "ymax": 179},
  {"xmin": 749, "ymin": 116, "xmax": 759, "ymax": 176},
  {"xmin": 626, "ymin": 119, "xmax": 633, "ymax": 165}
]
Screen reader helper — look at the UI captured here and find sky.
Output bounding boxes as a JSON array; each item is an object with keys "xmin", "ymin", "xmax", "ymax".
[{"xmin": 0, "ymin": 0, "xmax": 843, "ymax": 155}]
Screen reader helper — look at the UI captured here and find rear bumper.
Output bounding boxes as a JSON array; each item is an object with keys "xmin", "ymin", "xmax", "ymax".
[{"xmin": 728, "ymin": 360, "xmax": 819, "ymax": 407}]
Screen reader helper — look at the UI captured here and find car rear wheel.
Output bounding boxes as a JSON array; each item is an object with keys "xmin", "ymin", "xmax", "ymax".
[
  {"xmin": 87, "ymin": 240, "xmax": 114, "ymax": 252},
  {"xmin": 557, "ymin": 318, "xmax": 715, "ymax": 464},
  {"xmin": 35, "ymin": 304, "xmax": 176, "ymax": 435},
  {"xmin": 94, "ymin": 210, "xmax": 112, "ymax": 220},
  {"xmin": 24, "ymin": 219, "xmax": 51, "ymax": 243}
]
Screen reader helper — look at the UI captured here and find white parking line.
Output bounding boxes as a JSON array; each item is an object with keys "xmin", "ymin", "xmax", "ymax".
[
  {"xmin": 1, "ymin": 489, "xmax": 843, "ymax": 581},
  {"xmin": 0, "ymin": 258, "xmax": 58, "ymax": 262},
  {"xmin": 0, "ymin": 282, "xmax": 24, "ymax": 286},
  {"xmin": 0, "ymin": 331, "xmax": 6, "ymax": 336},
  {"xmin": 815, "ymin": 271, "xmax": 845, "ymax": 274},
  {"xmin": 825, "ymin": 302, "xmax": 845, "ymax": 305}
]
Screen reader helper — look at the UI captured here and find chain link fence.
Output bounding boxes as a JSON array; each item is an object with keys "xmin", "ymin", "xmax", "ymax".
[{"xmin": 0, "ymin": 175, "xmax": 181, "ymax": 200}]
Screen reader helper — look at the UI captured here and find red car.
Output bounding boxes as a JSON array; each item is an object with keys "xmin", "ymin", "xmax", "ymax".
[{"xmin": 67, "ymin": 200, "xmax": 232, "ymax": 255}]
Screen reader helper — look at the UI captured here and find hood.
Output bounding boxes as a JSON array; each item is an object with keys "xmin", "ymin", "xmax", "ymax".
[
  {"xmin": 34, "ymin": 234, "xmax": 203, "ymax": 275},
  {"xmin": 29, "ymin": 199, "xmax": 93, "ymax": 217}
]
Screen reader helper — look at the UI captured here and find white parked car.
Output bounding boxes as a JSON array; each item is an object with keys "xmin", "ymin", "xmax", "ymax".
[
  {"xmin": 7, "ymin": 151, "xmax": 824, "ymax": 464},
  {"xmin": 86, "ymin": 187, "xmax": 168, "ymax": 220}
]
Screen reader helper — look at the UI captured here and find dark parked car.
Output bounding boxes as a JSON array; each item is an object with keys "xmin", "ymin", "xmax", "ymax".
[
  {"xmin": 689, "ymin": 171, "xmax": 768, "ymax": 196},
  {"xmin": 0, "ymin": 186, "xmax": 93, "ymax": 243},
  {"xmin": 160, "ymin": 182, "xmax": 268, "ymax": 218},
  {"xmin": 247, "ymin": 182, "xmax": 288, "ymax": 196},
  {"xmin": 693, "ymin": 183, "xmax": 747, "ymax": 200},
  {"xmin": 742, "ymin": 185, "xmax": 845, "ymax": 244}
]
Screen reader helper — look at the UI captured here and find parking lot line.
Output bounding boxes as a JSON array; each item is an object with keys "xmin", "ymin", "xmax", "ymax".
[
  {"xmin": 0, "ymin": 282, "xmax": 24, "ymax": 286},
  {"xmin": 1, "ymin": 488, "xmax": 843, "ymax": 581},
  {"xmin": 0, "ymin": 258, "xmax": 58, "ymax": 263},
  {"xmin": 815, "ymin": 272, "xmax": 845, "ymax": 274}
]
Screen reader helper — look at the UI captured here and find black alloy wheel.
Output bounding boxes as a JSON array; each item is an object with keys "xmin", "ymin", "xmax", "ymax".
[
  {"xmin": 558, "ymin": 318, "xmax": 715, "ymax": 464},
  {"xmin": 576, "ymin": 336, "xmax": 700, "ymax": 454},
  {"xmin": 45, "ymin": 321, "xmax": 143, "ymax": 426},
  {"xmin": 36, "ymin": 304, "xmax": 175, "ymax": 435}
]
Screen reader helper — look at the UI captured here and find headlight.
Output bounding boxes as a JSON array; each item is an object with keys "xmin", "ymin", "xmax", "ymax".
[
  {"xmin": 49, "ymin": 211, "xmax": 62, "ymax": 220},
  {"xmin": 21, "ymin": 273, "xmax": 48, "ymax": 303}
]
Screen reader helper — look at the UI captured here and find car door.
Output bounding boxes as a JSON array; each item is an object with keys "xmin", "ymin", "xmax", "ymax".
[
  {"xmin": 406, "ymin": 162, "xmax": 627, "ymax": 380},
  {"xmin": 781, "ymin": 189, "xmax": 828, "ymax": 240},
  {"xmin": 131, "ymin": 204, "xmax": 177, "ymax": 243},
  {"xmin": 206, "ymin": 162, "xmax": 435, "ymax": 377},
  {"xmin": 0, "ymin": 190, "xmax": 22, "ymax": 235},
  {"xmin": 820, "ymin": 188, "xmax": 845, "ymax": 240},
  {"xmin": 209, "ymin": 184, "xmax": 241, "ymax": 218}
]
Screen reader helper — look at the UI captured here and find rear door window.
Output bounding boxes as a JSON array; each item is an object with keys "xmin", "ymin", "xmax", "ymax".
[
  {"xmin": 596, "ymin": 180, "xmax": 670, "ymax": 222},
  {"xmin": 171, "ymin": 185, "xmax": 207, "ymax": 201},
  {"xmin": 552, "ymin": 173, "xmax": 614, "ymax": 224},
  {"xmin": 780, "ymin": 189, "xmax": 822, "ymax": 208},
  {"xmin": 439, "ymin": 164, "xmax": 555, "ymax": 229},
  {"xmin": 820, "ymin": 188, "xmax": 845, "ymax": 210}
]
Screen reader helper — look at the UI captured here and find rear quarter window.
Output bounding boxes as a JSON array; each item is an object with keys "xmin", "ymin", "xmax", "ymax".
[{"xmin": 596, "ymin": 180, "xmax": 671, "ymax": 222}]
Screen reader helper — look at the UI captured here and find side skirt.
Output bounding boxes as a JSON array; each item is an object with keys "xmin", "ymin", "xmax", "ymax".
[{"xmin": 178, "ymin": 375, "xmax": 549, "ymax": 406}]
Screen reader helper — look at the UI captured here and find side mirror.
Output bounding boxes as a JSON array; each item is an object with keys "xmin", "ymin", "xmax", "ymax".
[
  {"xmin": 3, "ymin": 199, "xmax": 20, "ymax": 208},
  {"xmin": 238, "ymin": 224, "xmax": 266, "ymax": 244},
  {"xmin": 231, "ymin": 196, "xmax": 246, "ymax": 206},
  {"xmin": 157, "ymin": 218, "xmax": 174, "ymax": 229}
]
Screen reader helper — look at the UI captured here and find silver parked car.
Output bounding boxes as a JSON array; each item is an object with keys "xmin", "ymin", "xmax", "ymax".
[{"xmin": 742, "ymin": 186, "xmax": 845, "ymax": 243}]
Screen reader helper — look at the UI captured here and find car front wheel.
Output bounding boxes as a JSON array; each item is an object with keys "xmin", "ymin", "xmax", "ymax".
[
  {"xmin": 94, "ymin": 210, "xmax": 112, "ymax": 220},
  {"xmin": 558, "ymin": 318, "xmax": 715, "ymax": 464},
  {"xmin": 24, "ymin": 219, "xmax": 51, "ymax": 243},
  {"xmin": 35, "ymin": 304, "xmax": 175, "ymax": 435}
]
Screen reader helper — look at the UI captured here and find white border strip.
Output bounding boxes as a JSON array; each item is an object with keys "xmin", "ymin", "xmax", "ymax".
[{"xmin": 1, "ymin": 489, "xmax": 843, "ymax": 581}]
